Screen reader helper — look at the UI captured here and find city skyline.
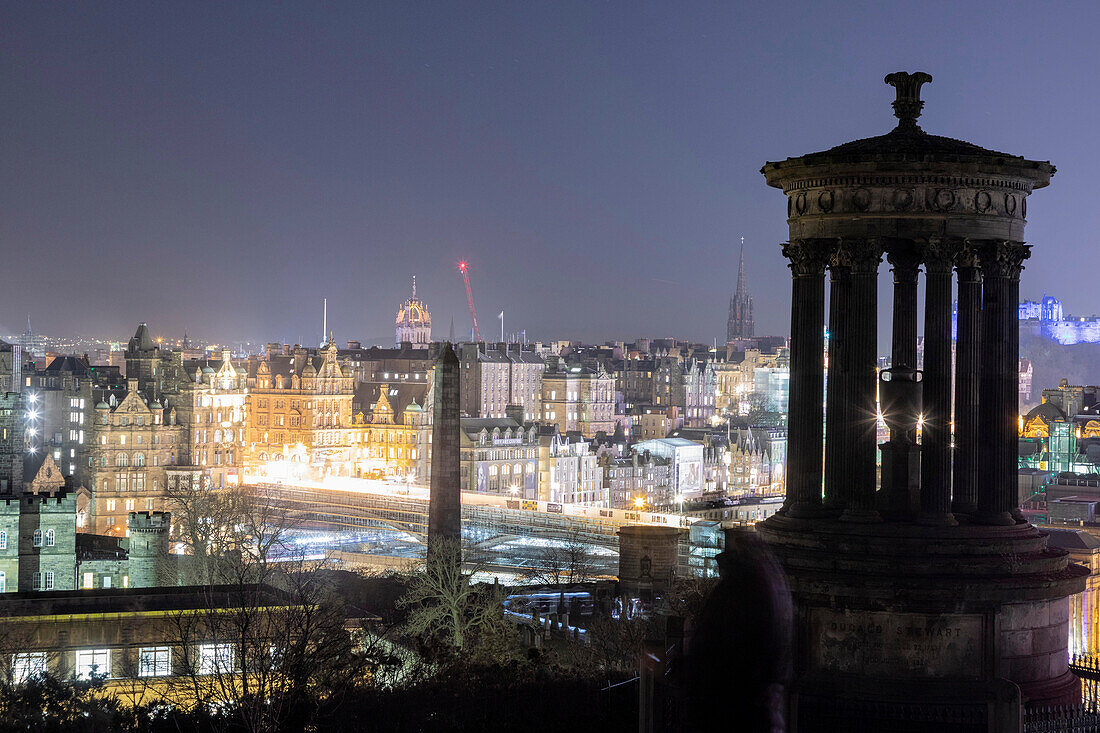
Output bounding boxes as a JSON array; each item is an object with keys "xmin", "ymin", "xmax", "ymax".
[{"xmin": 4, "ymin": 3, "xmax": 1100, "ymax": 344}]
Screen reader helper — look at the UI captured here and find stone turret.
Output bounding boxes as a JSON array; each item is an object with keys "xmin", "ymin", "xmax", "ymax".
[{"xmin": 127, "ymin": 511, "xmax": 172, "ymax": 588}]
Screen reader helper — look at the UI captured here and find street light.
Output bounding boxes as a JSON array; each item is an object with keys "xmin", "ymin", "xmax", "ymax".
[{"xmin": 633, "ymin": 496, "xmax": 645, "ymax": 510}]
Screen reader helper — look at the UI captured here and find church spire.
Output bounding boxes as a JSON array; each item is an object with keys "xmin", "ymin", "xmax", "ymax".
[
  {"xmin": 412, "ymin": 275, "xmax": 417, "ymax": 299},
  {"xmin": 727, "ymin": 236, "xmax": 755, "ymax": 342},
  {"xmin": 736, "ymin": 236, "xmax": 747, "ymax": 300}
]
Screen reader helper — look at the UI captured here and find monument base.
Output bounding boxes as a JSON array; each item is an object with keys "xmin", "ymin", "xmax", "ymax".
[{"xmin": 756, "ymin": 514, "xmax": 1088, "ymax": 732}]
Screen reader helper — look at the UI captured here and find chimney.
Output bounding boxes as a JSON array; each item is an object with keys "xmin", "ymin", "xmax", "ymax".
[{"xmin": 505, "ymin": 403, "xmax": 525, "ymax": 424}]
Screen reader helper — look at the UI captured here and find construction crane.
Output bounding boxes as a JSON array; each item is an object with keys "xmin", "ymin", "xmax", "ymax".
[{"xmin": 457, "ymin": 261, "xmax": 483, "ymax": 342}]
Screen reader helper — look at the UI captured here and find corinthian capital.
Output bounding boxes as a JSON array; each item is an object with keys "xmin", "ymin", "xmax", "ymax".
[
  {"xmin": 884, "ymin": 238, "xmax": 920, "ymax": 280},
  {"xmin": 832, "ymin": 237, "xmax": 883, "ymax": 274},
  {"xmin": 918, "ymin": 237, "xmax": 960, "ymax": 273},
  {"xmin": 975, "ymin": 240, "xmax": 1030, "ymax": 279},
  {"xmin": 783, "ymin": 239, "xmax": 833, "ymax": 276}
]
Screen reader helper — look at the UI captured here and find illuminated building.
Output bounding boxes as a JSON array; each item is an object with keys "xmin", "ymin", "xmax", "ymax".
[
  {"xmin": 0, "ymin": 392, "xmax": 24, "ymax": 494},
  {"xmin": 633, "ymin": 438, "xmax": 704, "ymax": 499},
  {"xmin": 395, "ymin": 276, "xmax": 432, "ymax": 347},
  {"xmin": 349, "ymin": 384, "xmax": 429, "ymax": 480},
  {"xmin": 245, "ymin": 339, "xmax": 355, "ymax": 478},
  {"xmin": 536, "ymin": 427, "xmax": 606, "ymax": 506},
  {"xmin": 25, "ymin": 356, "xmax": 122, "ymax": 484},
  {"xmin": 541, "ymin": 362, "xmax": 615, "ymax": 438},
  {"xmin": 681, "ymin": 359, "xmax": 716, "ymax": 427},
  {"xmin": 339, "ymin": 344, "xmax": 435, "ymax": 387},
  {"xmin": 0, "ymin": 339, "xmax": 21, "ymax": 393},
  {"xmin": 458, "ymin": 343, "xmax": 545, "ymax": 420},
  {"xmin": 600, "ymin": 449, "xmax": 671, "ymax": 509},
  {"xmin": 85, "ymin": 379, "xmax": 186, "ymax": 536},
  {"xmin": 171, "ymin": 352, "xmax": 248, "ymax": 489},
  {"xmin": 459, "ymin": 417, "xmax": 538, "ymax": 498}
]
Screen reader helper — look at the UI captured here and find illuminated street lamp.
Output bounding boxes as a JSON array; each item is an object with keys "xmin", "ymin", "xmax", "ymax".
[{"xmin": 633, "ymin": 496, "xmax": 645, "ymax": 510}]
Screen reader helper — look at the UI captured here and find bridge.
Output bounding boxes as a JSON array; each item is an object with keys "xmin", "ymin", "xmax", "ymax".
[{"xmin": 244, "ymin": 477, "xmax": 695, "ymax": 552}]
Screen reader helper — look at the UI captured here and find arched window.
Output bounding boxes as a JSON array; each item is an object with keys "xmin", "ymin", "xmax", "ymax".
[
  {"xmin": 45, "ymin": 529, "xmax": 54, "ymax": 547},
  {"xmin": 514, "ymin": 463, "xmax": 523, "ymax": 476},
  {"xmin": 32, "ymin": 530, "xmax": 42, "ymax": 548},
  {"xmin": 134, "ymin": 453, "xmax": 146, "ymax": 467},
  {"xmin": 489, "ymin": 465, "xmax": 498, "ymax": 478},
  {"xmin": 214, "ymin": 430, "xmax": 222, "ymax": 443},
  {"xmin": 502, "ymin": 464, "xmax": 511, "ymax": 476},
  {"xmin": 115, "ymin": 453, "xmax": 129, "ymax": 467},
  {"xmin": 224, "ymin": 429, "xmax": 233, "ymax": 442}
]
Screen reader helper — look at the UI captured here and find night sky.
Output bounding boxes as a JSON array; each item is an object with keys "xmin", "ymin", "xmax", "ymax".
[{"xmin": 3, "ymin": 2, "xmax": 1099, "ymax": 347}]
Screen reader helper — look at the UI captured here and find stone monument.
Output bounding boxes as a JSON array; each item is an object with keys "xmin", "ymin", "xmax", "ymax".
[
  {"xmin": 756, "ymin": 72, "xmax": 1088, "ymax": 730},
  {"xmin": 427, "ymin": 342, "xmax": 461, "ymax": 563}
]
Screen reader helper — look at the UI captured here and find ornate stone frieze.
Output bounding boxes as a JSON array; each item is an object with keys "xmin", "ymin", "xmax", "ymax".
[
  {"xmin": 782, "ymin": 182, "xmax": 1032, "ymax": 221},
  {"xmin": 782, "ymin": 239, "xmax": 834, "ymax": 276}
]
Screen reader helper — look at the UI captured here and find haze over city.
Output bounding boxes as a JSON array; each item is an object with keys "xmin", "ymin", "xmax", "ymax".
[{"xmin": 4, "ymin": 2, "xmax": 1100, "ymax": 344}]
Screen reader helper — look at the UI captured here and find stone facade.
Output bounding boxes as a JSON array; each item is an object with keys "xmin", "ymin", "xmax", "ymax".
[
  {"xmin": 245, "ymin": 340, "xmax": 354, "ymax": 479},
  {"xmin": 536, "ymin": 428, "xmax": 605, "ymax": 506},
  {"xmin": 0, "ymin": 493, "xmax": 77, "ymax": 592},
  {"xmin": 0, "ymin": 393, "xmax": 22, "ymax": 495},
  {"xmin": 541, "ymin": 363, "xmax": 615, "ymax": 438},
  {"xmin": 167, "ymin": 352, "xmax": 248, "ymax": 489},
  {"xmin": 458, "ymin": 343, "xmax": 546, "ymax": 421},
  {"xmin": 459, "ymin": 417, "xmax": 539, "ymax": 498},
  {"xmin": 86, "ymin": 380, "xmax": 186, "ymax": 536}
]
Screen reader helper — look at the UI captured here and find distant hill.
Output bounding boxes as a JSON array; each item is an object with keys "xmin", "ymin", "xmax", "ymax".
[{"xmin": 1021, "ymin": 332, "xmax": 1100, "ymax": 407}]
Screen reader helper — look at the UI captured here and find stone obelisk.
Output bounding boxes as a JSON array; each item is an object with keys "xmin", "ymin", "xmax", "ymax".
[{"xmin": 427, "ymin": 342, "xmax": 461, "ymax": 563}]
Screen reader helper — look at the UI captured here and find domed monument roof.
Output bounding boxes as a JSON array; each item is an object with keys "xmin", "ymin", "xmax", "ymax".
[{"xmin": 761, "ymin": 72, "xmax": 1053, "ymax": 243}]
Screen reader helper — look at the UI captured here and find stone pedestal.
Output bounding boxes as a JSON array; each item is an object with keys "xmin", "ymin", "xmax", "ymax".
[{"xmin": 757, "ymin": 515, "xmax": 1088, "ymax": 730}]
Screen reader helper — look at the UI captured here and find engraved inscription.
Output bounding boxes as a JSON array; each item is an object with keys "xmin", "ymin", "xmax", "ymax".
[{"xmin": 810, "ymin": 609, "xmax": 983, "ymax": 679}]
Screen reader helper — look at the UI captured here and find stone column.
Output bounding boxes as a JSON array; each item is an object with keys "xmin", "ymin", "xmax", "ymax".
[
  {"xmin": 781, "ymin": 239, "xmax": 831, "ymax": 517},
  {"xmin": 823, "ymin": 263, "xmax": 850, "ymax": 511},
  {"xmin": 975, "ymin": 241, "xmax": 1030, "ymax": 526},
  {"xmin": 428, "ymin": 342, "xmax": 463, "ymax": 561},
  {"xmin": 879, "ymin": 241, "xmax": 921, "ymax": 517},
  {"xmin": 918, "ymin": 238, "xmax": 957, "ymax": 525},
  {"xmin": 836, "ymin": 238, "xmax": 882, "ymax": 523},
  {"xmin": 952, "ymin": 244, "xmax": 982, "ymax": 515},
  {"xmin": 887, "ymin": 241, "xmax": 920, "ymax": 374}
]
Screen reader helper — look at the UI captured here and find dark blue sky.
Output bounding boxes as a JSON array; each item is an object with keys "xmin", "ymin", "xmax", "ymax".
[{"xmin": 3, "ymin": 2, "xmax": 1098, "ymax": 346}]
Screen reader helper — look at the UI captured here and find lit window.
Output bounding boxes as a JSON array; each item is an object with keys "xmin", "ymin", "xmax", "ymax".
[
  {"xmin": 75, "ymin": 649, "xmax": 110, "ymax": 679},
  {"xmin": 197, "ymin": 643, "xmax": 234, "ymax": 675},
  {"xmin": 12, "ymin": 652, "xmax": 46, "ymax": 683},
  {"xmin": 139, "ymin": 646, "xmax": 171, "ymax": 677},
  {"xmin": 82, "ymin": 572, "xmax": 93, "ymax": 589}
]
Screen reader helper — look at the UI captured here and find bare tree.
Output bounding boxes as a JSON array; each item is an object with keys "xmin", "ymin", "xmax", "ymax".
[
  {"xmin": 397, "ymin": 536, "xmax": 515, "ymax": 657},
  {"xmin": 522, "ymin": 531, "xmax": 598, "ymax": 587},
  {"xmin": 165, "ymin": 481, "xmax": 296, "ymax": 586}
]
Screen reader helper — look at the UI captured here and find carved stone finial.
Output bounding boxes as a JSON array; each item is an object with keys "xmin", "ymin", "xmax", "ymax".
[{"xmin": 884, "ymin": 71, "xmax": 933, "ymax": 130}]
